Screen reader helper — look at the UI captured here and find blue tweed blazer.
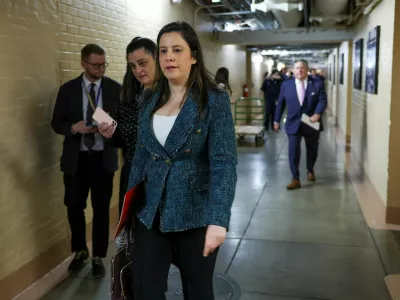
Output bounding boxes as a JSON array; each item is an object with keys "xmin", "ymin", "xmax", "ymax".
[{"xmin": 127, "ymin": 88, "xmax": 237, "ymax": 232}]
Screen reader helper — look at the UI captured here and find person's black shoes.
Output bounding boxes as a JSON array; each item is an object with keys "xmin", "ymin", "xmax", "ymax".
[
  {"xmin": 68, "ymin": 250, "xmax": 89, "ymax": 274},
  {"xmin": 68, "ymin": 251, "xmax": 105, "ymax": 278},
  {"xmin": 92, "ymin": 257, "xmax": 105, "ymax": 278}
]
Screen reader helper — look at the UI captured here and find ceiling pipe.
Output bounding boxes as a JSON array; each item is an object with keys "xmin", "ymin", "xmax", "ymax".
[
  {"xmin": 346, "ymin": 0, "xmax": 355, "ymax": 26},
  {"xmin": 193, "ymin": 3, "xmax": 226, "ymax": 28},
  {"xmin": 304, "ymin": 0, "xmax": 310, "ymax": 30},
  {"xmin": 355, "ymin": 0, "xmax": 372, "ymax": 5},
  {"xmin": 220, "ymin": 0, "xmax": 243, "ymax": 19},
  {"xmin": 250, "ymin": 0, "xmax": 304, "ymax": 13},
  {"xmin": 204, "ymin": 10, "xmax": 254, "ymax": 16},
  {"xmin": 310, "ymin": 15, "xmax": 350, "ymax": 23}
]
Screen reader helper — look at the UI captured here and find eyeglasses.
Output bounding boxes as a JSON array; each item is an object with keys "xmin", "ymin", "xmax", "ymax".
[{"xmin": 84, "ymin": 61, "xmax": 109, "ymax": 69}]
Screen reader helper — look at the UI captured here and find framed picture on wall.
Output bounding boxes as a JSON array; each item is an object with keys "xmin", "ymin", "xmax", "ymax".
[
  {"xmin": 339, "ymin": 53, "xmax": 344, "ymax": 84},
  {"xmin": 365, "ymin": 26, "xmax": 380, "ymax": 94},
  {"xmin": 333, "ymin": 56, "xmax": 336, "ymax": 85},
  {"xmin": 353, "ymin": 38, "xmax": 363, "ymax": 89}
]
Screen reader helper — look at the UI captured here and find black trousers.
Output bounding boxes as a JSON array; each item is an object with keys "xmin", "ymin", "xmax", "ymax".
[
  {"xmin": 119, "ymin": 160, "xmax": 131, "ymax": 216},
  {"xmin": 288, "ymin": 124, "xmax": 320, "ymax": 179},
  {"xmin": 264, "ymin": 98, "xmax": 277, "ymax": 130},
  {"xmin": 133, "ymin": 218, "xmax": 218, "ymax": 300},
  {"xmin": 63, "ymin": 151, "xmax": 114, "ymax": 258}
]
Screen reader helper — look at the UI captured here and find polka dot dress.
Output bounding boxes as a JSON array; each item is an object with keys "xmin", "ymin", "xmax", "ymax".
[{"xmin": 116, "ymin": 92, "xmax": 140, "ymax": 163}]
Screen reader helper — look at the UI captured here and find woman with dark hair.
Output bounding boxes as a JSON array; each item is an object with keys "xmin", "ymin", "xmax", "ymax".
[
  {"xmin": 215, "ymin": 67, "xmax": 232, "ymax": 96},
  {"xmin": 125, "ymin": 21, "xmax": 237, "ymax": 299},
  {"xmin": 99, "ymin": 37, "xmax": 156, "ymax": 214}
]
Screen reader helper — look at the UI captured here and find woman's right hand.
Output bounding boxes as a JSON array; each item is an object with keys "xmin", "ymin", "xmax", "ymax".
[
  {"xmin": 98, "ymin": 122, "xmax": 114, "ymax": 138},
  {"xmin": 203, "ymin": 225, "xmax": 226, "ymax": 257}
]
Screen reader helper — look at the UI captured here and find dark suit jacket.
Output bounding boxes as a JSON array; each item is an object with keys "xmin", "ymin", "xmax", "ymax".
[
  {"xmin": 274, "ymin": 77, "xmax": 327, "ymax": 135},
  {"xmin": 127, "ymin": 89, "xmax": 237, "ymax": 232},
  {"xmin": 51, "ymin": 74, "xmax": 121, "ymax": 175}
]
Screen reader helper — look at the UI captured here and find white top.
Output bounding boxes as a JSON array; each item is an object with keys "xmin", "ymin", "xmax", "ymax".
[{"xmin": 153, "ymin": 115, "xmax": 178, "ymax": 147}]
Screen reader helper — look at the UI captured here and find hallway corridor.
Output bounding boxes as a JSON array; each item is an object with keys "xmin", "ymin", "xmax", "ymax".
[{"xmin": 42, "ymin": 120, "xmax": 399, "ymax": 300}]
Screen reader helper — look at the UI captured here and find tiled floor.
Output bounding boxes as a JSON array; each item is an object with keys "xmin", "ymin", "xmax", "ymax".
[{"xmin": 42, "ymin": 124, "xmax": 400, "ymax": 300}]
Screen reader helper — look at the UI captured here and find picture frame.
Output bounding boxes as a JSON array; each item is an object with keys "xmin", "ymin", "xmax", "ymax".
[
  {"xmin": 333, "ymin": 56, "xmax": 336, "ymax": 85},
  {"xmin": 365, "ymin": 26, "xmax": 380, "ymax": 94},
  {"xmin": 339, "ymin": 53, "xmax": 344, "ymax": 85}
]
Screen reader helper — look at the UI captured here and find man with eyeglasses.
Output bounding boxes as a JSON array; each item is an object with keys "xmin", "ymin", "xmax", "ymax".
[{"xmin": 51, "ymin": 44, "xmax": 120, "ymax": 278}]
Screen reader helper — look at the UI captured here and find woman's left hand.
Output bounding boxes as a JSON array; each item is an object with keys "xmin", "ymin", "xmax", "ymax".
[
  {"xmin": 203, "ymin": 225, "xmax": 226, "ymax": 257},
  {"xmin": 98, "ymin": 122, "xmax": 114, "ymax": 138}
]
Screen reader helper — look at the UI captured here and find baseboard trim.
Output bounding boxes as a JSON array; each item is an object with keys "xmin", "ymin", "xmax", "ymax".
[
  {"xmin": 333, "ymin": 126, "xmax": 400, "ymax": 230},
  {"xmin": 385, "ymin": 275, "xmax": 400, "ymax": 300},
  {"xmin": 1, "ymin": 205, "xmax": 119, "ymax": 300}
]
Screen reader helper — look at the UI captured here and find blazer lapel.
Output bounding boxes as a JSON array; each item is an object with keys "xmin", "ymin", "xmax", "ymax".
[
  {"xmin": 303, "ymin": 79, "xmax": 313, "ymax": 107},
  {"xmin": 141, "ymin": 93, "xmax": 169, "ymax": 158},
  {"xmin": 291, "ymin": 80, "xmax": 301, "ymax": 109},
  {"xmin": 163, "ymin": 94, "xmax": 199, "ymax": 156}
]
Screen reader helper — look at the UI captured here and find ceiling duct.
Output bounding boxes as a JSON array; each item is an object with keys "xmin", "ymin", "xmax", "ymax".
[
  {"xmin": 310, "ymin": 0, "xmax": 349, "ymax": 25},
  {"xmin": 250, "ymin": 0, "xmax": 304, "ymax": 13},
  {"xmin": 250, "ymin": 0, "xmax": 304, "ymax": 28}
]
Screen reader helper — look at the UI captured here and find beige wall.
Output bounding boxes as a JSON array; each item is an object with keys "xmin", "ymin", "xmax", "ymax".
[
  {"xmin": 351, "ymin": 0, "xmax": 395, "ymax": 205},
  {"xmin": 0, "ymin": 0, "xmax": 245, "ymax": 296},
  {"xmin": 386, "ymin": 0, "xmax": 400, "ymax": 221}
]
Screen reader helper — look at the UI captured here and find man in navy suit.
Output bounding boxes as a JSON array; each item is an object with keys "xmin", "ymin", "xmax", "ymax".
[{"xmin": 274, "ymin": 59, "xmax": 327, "ymax": 189}]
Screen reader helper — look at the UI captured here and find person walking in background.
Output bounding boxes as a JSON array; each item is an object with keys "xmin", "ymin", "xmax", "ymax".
[
  {"xmin": 215, "ymin": 67, "xmax": 232, "ymax": 96},
  {"xmin": 109, "ymin": 37, "xmax": 157, "ymax": 215},
  {"xmin": 274, "ymin": 59, "xmax": 327, "ymax": 190},
  {"xmin": 125, "ymin": 21, "xmax": 237, "ymax": 299},
  {"xmin": 51, "ymin": 44, "xmax": 120, "ymax": 278},
  {"xmin": 260, "ymin": 69, "xmax": 282, "ymax": 131}
]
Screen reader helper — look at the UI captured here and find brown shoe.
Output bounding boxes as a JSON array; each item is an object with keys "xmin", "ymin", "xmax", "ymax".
[
  {"xmin": 307, "ymin": 172, "xmax": 316, "ymax": 182},
  {"xmin": 287, "ymin": 179, "xmax": 301, "ymax": 190}
]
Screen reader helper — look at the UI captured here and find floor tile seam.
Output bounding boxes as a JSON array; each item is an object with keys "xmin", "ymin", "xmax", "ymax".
[
  {"xmin": 240, "ymin": 237, "xmax": 378, "ymax": 249},
  {"xmin": 240, "ymin": 290, "xmax": 333, "ymax": 300},
  {"xmin": 225, "ymin": 182, "xmax": 270, "ymax": 275},
  {"xmin": 249, "ymin": 206, "xmax": 362, "ymax": 214}
]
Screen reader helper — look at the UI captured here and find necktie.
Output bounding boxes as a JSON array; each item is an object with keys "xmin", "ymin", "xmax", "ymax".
[
  {"xmin": 84, "ymin": 83, "xmax": 96, "ymax": 149},
  {"xmin": 298, "ymin": 80, "xmax": 305, "ymax": 105}
]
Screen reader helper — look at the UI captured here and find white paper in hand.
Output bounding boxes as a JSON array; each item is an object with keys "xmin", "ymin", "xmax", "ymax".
[{"xmin": 301, "ymin": 113, "xmax": 320, "ymax": 131}]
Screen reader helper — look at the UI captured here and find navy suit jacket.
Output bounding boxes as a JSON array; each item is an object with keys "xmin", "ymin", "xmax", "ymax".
[
  {"xmin": 127, "ymin": 89, "xmax": 237, "ymax": 232},
  {"xmin": 51, "ymin": 74, "xmax": 120, "ymax": 175},
  {"xmin": 274, "ymin": 77, "xmax": 327, "ymax": 135}
]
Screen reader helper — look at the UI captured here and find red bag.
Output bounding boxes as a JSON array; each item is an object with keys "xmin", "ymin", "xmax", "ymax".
[{"xmin": 110, "ymin": 182, "xmax": 145, "ymax": 300}]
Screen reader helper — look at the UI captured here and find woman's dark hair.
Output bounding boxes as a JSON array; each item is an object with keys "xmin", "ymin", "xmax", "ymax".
[
  {"xmin": 215, "ymin": 67, "xmax": 232, "ymax": 96},
  {"xmin": 271, "ymin": 69, "xmax": 279, "ymax": 75},
  {"xmin": 121, "ymin": 37, "xmax": 157, "ymax": 104},
  {"xmin": 153, "ymin": 21, "xmax": 218, "ymax": 114}
]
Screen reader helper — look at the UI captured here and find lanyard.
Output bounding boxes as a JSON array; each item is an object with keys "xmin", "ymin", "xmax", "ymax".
[{"xmin": 83, "ymin": 81, "xmax": 102, "ymax": 111}]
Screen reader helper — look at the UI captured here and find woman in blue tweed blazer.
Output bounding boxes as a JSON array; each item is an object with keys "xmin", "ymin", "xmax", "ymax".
[{"xmin": 127, "ymin": 21, "xmax": 237, "ymax": 299}]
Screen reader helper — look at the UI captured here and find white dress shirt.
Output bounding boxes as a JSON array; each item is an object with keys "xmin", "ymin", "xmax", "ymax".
[{"xmin": 295, "ymin": 76, "xmax": 308, "ymax": 105}]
